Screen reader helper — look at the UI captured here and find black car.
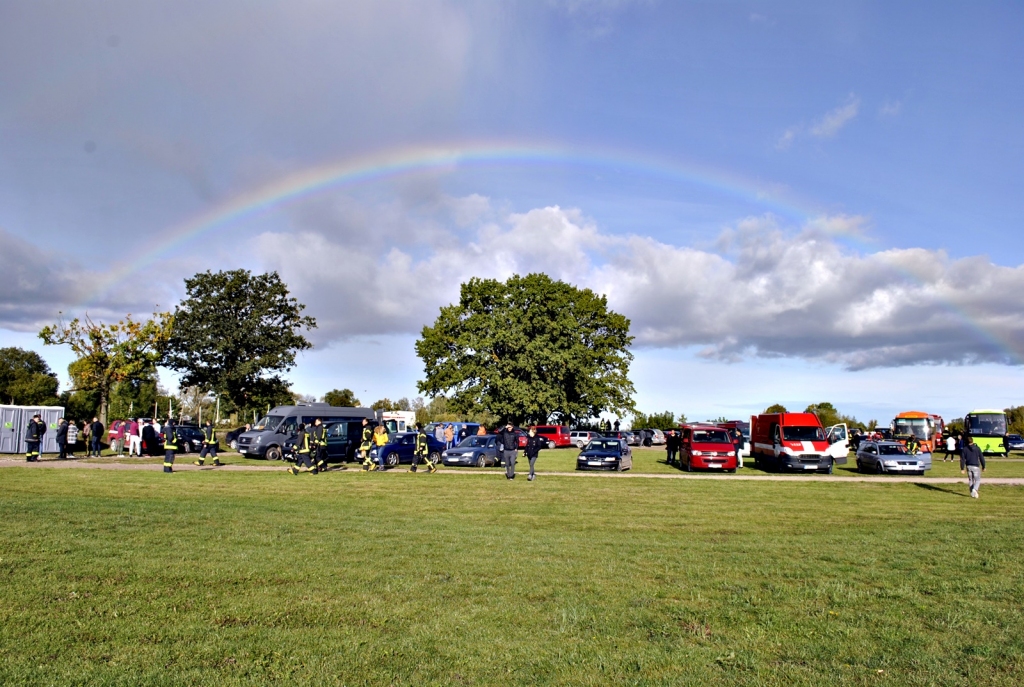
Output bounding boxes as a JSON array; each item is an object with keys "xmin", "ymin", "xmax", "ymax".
[
  {"xmin": 576, "ymin": 438, "xmax": 632, "ymax": 471},
  {"xmin": 174, "ymin": 424, "xmax": 206, "ymax": 454},
  {"xmin": 225, "ymin": 426, "xmax": 250, "ymax": 450}
]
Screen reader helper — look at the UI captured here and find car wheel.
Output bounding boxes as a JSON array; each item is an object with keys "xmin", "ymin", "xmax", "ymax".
[
  {"xmin": 576, "ymin": 440, "xmax": 585, "ymax": 449},
  {"xmin": 386, "ymin": 452, "xmax": 399, "ymax": 467},
  {"xmin": 727, "ymin": 468, "xmax": 736, "ymax": 473},
  {"xmin": 475, "ymin": 455, "xmax": 487, "ymax": 468},
  {"xmin": 548, "ymin": 440, "xmax": 556, "ymax": 450},
  {"xmin": 229, "ymin": 440, "xmax": 238, "ymax": 450},
  {"xmin": 266, "ymin": 446, "xmax": 282, "ymax": 461},
  {"xmin": 616, "ymin": 461, "xmax": 624, "ymax": 472},
  {"xmin": 875, "ymin": 461, "xmax": 884, "ymax": 475},
  {"xmin": 428, "ymin": 451, "xmax": 441, "ymax": 465},
  {"xmin": 824, "ymin": 460, "xmax": 834, "ymax": 475},
  {"xmin": 685, "ymin": 456, "xmax": 692, "ymax": 472},
  {"xmin": 856, "ymin": 459, "xmax": 863, "ymax": 473}
]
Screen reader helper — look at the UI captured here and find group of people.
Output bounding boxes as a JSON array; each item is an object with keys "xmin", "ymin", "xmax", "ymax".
[{"xmin": 23, "ymin": 414, "xmax": 103, "ymax": 461}]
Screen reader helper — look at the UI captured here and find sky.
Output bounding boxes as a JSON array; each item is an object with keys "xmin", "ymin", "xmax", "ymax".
[{"xmin": 1, "ymin": 0, "xmax": 1023, "ymax": 425}]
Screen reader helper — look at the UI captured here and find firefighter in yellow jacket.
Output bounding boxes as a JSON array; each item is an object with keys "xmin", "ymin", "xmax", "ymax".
[
  {"xmin": 409, "ymin": 423, "xmax": 436, "ymax": 473},
  {"xmin": 162, "ymin": 418, "xmax": 178, "ymax": 473},
  {"xmin": 193, "ymin": 419, "xmax": 223, "ymax": 467},
  {"xmin": 288, "ymin": 423, "xmax": 318, "ymax": 475},
  {"xmin": 359, "ymin": 418, "xmax": 375, "ymax": 471}
]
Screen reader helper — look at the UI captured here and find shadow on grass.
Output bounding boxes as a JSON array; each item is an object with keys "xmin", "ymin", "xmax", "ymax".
[{"xmin": 914, "ymin": 482, "xmax": 968, "ymax": 497}]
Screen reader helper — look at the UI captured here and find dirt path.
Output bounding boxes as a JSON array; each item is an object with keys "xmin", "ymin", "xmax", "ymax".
[{"xmin": 4, "ymin": 457, "xmax": 1024, "ymax": 485}]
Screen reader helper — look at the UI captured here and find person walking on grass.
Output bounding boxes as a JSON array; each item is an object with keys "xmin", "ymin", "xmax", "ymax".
[
  {"xmin": 496, "ymin": 421, "xmax": 520, "ymax": 480},
  {"xmin": 524, "ymin": 427, "xmax": 545, "ymax": 481},
  {"xmin": 960, "ymin": 435, "xmax": 986, "ymax": 499},
  {"xmin": 88, "ymin": 417, "xmax": 104, "ymax": 457},
  {"xmin": 665, "ymin": 429, "xmax": 678, "ymax": 466},
  {"xmin": 194, "ymin": 419, "xmax": 223, "ymax": 467},
  {"xmin": 288, "ymin": 423, "xmax": 318, "ymax": 475},
  {"xmin": 372, "ymin": 423, "xmax": 389, "ymax": 471},
  {"xmin": 943, "ymin": 433, "xmax": 957, "ymax": 462},
  {"xmin": 359, "ymin": 418, "xmax": 374, "ymax": 471},
  {"xmin": 409, "ymin": 423, "xmax": 436, "ymax": 473},
  {"xmin": 24, "ymin": 413, "xmax": 43, "ymax": 462},
  {"xmin": 162, "ymin": 418, "xmax": 178, "ymax": 473}
]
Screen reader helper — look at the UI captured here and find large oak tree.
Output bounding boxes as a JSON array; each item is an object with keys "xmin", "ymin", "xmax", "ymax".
[{"xmin": 416, "ymin": 273, "xmax": 635, "ymax": 425}]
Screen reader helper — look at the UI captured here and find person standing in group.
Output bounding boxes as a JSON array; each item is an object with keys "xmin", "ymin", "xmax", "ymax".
[
  {"xmin": 943, "ymin": 433, "xmax": 957, "ymax": 462},
  {"xmin": 310, "ymin": 418, "xmax": 331, "ymax": 473},
  {"xmin": 372, "ymin": 423, "xmax": 389, "ymax": 471},
  {"xmin": 88, "ymin": 416, "xmax": 104, "ymax": 457},
  {"xmin": 409, "ymin": 423, "xmax": 436, "ymax": 473},
  {"xmin": 496, "ymin": 421, "xmax": 520, "ymax": 480},
  {"xmin": 665, "ymin": 429, "xmax": 678, "ymax": 466},
  {"xmin": 524, "ymin": 427, "xmax": 545, "ymax": 481},
  {"xmin": 128, "ymin": 418, "xmax": 141, "ymax": 457},
  {"xmin": 114, "ymin": 420, "xmax": 127, "ymax": 456},
  {"xmin": 444, "ymin": 423, "xmax": 455, "ymax": 450},
  {"xmin": 55, "ymin": 417, "xmax": 69, "ymax": 460},
  {"xmin": 288, "ymin": 423, "xmax": 317, "ymax": 475},
  {"xmin": 359, "ymin": 418, "xmax": 375, "ymax": 471},
  {"xmin": 434, "ymin": 422, "xmax": 445, "ymax": 445},
  {"xmin": 24, "ymin": 413, "xmax": 43, "ymax": 462},
  {"xmin": 162, "ymin": 418, "xmax": 178, "ymax": 473},
  {"xmin": 476, "ymin": 424, "xmax": 488, "ymax": 436},
  {"xmin": 960, "ymin": 435, "xmax": 986, "ymax": 498},
  {"xmin": 194, "ymin": 419, "xmax": 223, "ymax": 467},
  {"xmin": 141, "ymin": 420, "xmax": 157, "ymax": 456},
  {"xmin": 731, "ymin": 427, "xmax": 744, "ymax": 469},
  {"xmin": 458, "ymin": 425, "xmax": 468, "ymax": 443},
  {"xmin": 66, "ymin": 420, "xmax": 79, "ymax": 457}
]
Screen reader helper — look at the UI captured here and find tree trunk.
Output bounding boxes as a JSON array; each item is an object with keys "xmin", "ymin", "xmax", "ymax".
[{"xmin": 99, "ymin": 384, "xmax": 109, "ymax": 427}]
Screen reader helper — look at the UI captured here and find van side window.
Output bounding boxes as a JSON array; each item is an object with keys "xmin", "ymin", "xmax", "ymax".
[
  {"xmin": 329, "ymin": 424, "xmax": 347, "ymax": 439},
  {"xmin": 280, "ymin": 418, "xmax": 297, "ymax": 435}
]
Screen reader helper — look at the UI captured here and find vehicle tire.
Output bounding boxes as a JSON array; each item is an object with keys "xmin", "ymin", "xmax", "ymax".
[
  {"xmin": 548, "ymin": 441, "xmax": 557, "ymax": 450},
  {"xmin": 386, "ymin": 452, "xmax": 399, "ymax": 467},
  {"xmin": 825, "ymin": 460, "xmax": 834, "ymax": 475},
  {"xmin": 230, "ymin": 440, "xmax": 238, "ymax": 450},
  {"xmin": 474, "ymin": 455, "xmax": 486, "ymax": 468},
  {"xmin": 616, "ymin": 461, "xmax": 624, "ymax": 472},
  {"xmin": 727, "ymin": 468, "xmax": 736, "ymax": 473},
  {"xmin": 685, "ymin": 456, "xmax": 692, "ymax": 472},
  {"xmin": 875, "ymin": 461, "xmax": 884, "ymax": 475},
  {"xmin": 856, "ymin": 460, "xmax": 864, "ymax": 473},
  {"xmin": 266, "ymin": 446, "xmax": 282, "ymax": 462},
  {"xmin": 428, "ymin": 451, "xmax": 441, "ymax": 465},
  {"xmin": 576, "ymin": 440, "xmax": 585, "ymax": 449}
]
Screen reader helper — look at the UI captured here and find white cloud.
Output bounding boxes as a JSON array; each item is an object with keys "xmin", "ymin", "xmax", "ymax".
[
  {"xmin": 810, "ymin": 94, "xmax": 860, "ymax": 138},
  {"xmin": 252, "ymin": 196, "xmax": 1024, "ymax": 370},
  {"xmin": 879, "ymin": 100, "xmax": 903, "ymax": 117},
  {"xmin": 776, "ymin": 127, "xmax": 798, "ymax": 150}
]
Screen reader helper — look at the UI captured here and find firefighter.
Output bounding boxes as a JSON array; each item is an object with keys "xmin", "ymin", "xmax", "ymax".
[
  {"xmin": 287, "ymin": 423, "xmax": 317, "ymax": 475},
  {"xmin": 194, "ymin": 419, "xmax": 222, "ymax": 466},
  {"xmin": 310, "ymin": 417, "xmax": 331, "ymax": 472},
  {"xmin": 409, "ymin": 423, "xmax": 436, "ymax": 473},
  {"xmin": 359, "ymin": 418, "xmax": 374, "ymax": 471},
  {"xmin": 25, "ymin": 413, "xmax": 43, "ymax": 462},
  {"xmin": 162, "ymin": 418, "xmax": 178, "ymax": 473}
]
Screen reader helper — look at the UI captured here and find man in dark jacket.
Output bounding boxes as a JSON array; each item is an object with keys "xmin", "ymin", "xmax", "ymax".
[
  {"xmin": 665, "ymin": 430, "xmax": 679, "ymax": 466},
  {"xmin": 141, "ymin": 420, "xmax": 157, "ymax": 456},
  {"xmin": 194, "ymin": 419, "xmax": 222, "ymax": 467},
  {"xmin": 524, "ymin": 427, "xmax": 545, "ymax": 481},
  {"xmin": 496, "ymin": 422, "xmax": 520, "ymax": 480},
  {"xmin": 89, "ymin": 417, "xmax": 104, "ymax": 457},
  {"xmin": 960, "ymin": 435, "xmax": 986, "ymax": 498},
  {"xmin": 55, "ymin": 418, "xmax": 69, "ymax": 460},
  {"xmin": 24, "ymin": 413, "xmax": 43, "ymax": 462}
]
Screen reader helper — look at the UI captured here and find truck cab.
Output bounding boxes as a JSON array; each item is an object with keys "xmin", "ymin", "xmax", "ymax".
[{"xmin": 751, "ymin": 412, "xmax": 847, "ymax": 473}]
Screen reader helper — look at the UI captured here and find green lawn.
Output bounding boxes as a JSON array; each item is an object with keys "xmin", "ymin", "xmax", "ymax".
[{"xmin": 1, "ymin": 469, "xmax": 1023, "ymax": 685}]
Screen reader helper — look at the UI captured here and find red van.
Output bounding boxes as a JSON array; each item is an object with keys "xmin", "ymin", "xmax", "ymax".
[
  {"xmin": 531, "ymin": 425, "xmax": 572, "ymax": 449},
  {"xmin": 750, "ymin": 412, "xmax": 846, "ymax": 473},
  {"xmin": 679, "ymin": 424, "xmax": 738, "ymax": 472}
]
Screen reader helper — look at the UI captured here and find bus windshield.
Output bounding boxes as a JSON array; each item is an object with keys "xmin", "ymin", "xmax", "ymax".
[
  {"xmin": 254, "ymin": 415, "xmax": 283, "ymax": 432},
  {"xmin": 968, "ymin": 413, "xmax": 1007, "ymax": 436},
  {"xmin": 893, "ymin": 418, "xmax": 931, "ymax": 439}
]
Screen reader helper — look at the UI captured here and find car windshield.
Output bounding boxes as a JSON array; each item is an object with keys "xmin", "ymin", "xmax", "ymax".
[
  {"xmin": 784, "ymin": 426, "xmax": 825, "ymax": 441},
  {"xmin": 879, "ymin": 444, "xmax": 908, "ymax": 455},
  {"xmin": 893, "ymin": 418, "xmax": 932, "ymax": 439},
  {"xmin": 254, "ymin": 415, "xmax": 283, "ymax": 431},
  {"xmin": 692, "ymin": 430, "xmax": 731, "ymax": 443},
  {"xmin": 586, "ymin": 440, "xmax": 621, "ymax": 451},
  {"xmin": 968, "ymin": 413, "xmax": 1007, "ymax": 436},
  {"xmin": 458, "ymin": 436, "xmax": 490, "ymax": 448}
]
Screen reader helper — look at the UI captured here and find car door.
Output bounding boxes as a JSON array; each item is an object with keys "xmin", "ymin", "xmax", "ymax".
[
  {"xmin": 326, "ymin": 423, "xmax": 348, "ymax": 460},
  {"xmin": 826, "ymin": 423, "xmax": 849, "ymax": 461},
  {"xmin": 860, "ymin": 443, "xmax": 878, "ymax": 470}
]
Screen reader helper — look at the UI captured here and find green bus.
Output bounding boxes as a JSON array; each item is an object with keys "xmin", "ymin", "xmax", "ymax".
[{"xmin": 964, "ymin": 409, "xmax": 1009, "ymax": 456}]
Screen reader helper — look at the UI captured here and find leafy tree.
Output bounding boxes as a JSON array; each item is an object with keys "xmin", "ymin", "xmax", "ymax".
[
  {"xmin": 108, "ymin": 370, "xmax": 159, "ymax": 420},
  {"xmin": 804, "ymin": 402, "xmax": 863, "ymax": 429},
  {"xmin": 764, "ymin": 404, "xmax": 788, "ymax": 414},
  {"xmin": 0, "ymin": 347, "xmax": 60, "ymax": 405},
  {"xmin": 1005, "ymin": 406, "xmax": 1024, "ymax": 435},
  {"xmin": 946, "ymin": 418, "xmax": 965, "ymax": 435},
  {"xmin": 323, "ymin": 388, "xmax": 360, "ymax": 407},
  {"xmin": 632, "ymin": 410, "xmax": 685, "ymax": 430},
  {"xmin": 416, "ymin": 274, "xmax": 635, "ymax": 426},
  {"xmin": 371, "ymin": 397, "xmax": 414, "ymax": 412},
  {"xmin": 163, "ymin": 270, "xmax": 317, "ymax": 416},
  {"xmin": 40, "ymin": 313, "xmax": 171, "ymax": 425}
]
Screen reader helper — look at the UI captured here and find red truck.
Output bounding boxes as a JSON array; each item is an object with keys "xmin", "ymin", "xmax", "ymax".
[{"xmin": 750, "ymin": 412, "xmax": 848, "ymax": 474}]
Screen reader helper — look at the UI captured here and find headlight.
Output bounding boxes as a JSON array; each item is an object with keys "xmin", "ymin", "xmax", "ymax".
[
  {"xmin": 605, "ymin": 457, "xmax": 615, "ymax": 461},
  {"xmin": 883, "ymin": 460, "xmax": 898, "ymax": 467},
  {"xmin": 370, "ymin": 449, "xmax": 378, "ymax": 457},
  {"xmin": 442, "ymin": 450, "xmax": 448, "ymax": 457},
  {"xmin": 692, "ymin": 450, "xmax": 703, "ymax": 456},
  {"xmin": 254, "ymin": 435, "xmax": 262, "ymax": 445}
]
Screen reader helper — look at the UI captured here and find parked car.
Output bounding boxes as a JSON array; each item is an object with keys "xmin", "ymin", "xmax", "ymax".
[
  {"xmin": 576, "ymin": 438, "xmax": 632, "ymax": 471},
  {"xmin": 371, "ymin": 432, "xmax": 446, "ymax": 466},
  {"xmin": 225, "ymin": 426, "xmax": 249, "ymax": 450},
  {"xmin": 678, "ymin": 424, "xmax": 738, "ymax": 472},
  {"xmin": 1006, "ymin": 434, "xmax": 1024, "ymax": 451},
  {"xmin": 570, "ymin": 430, "xmax": 600, "ymax": 449},
  {"xmin": 531, "ymin": 425, "xmax": 572, "ymax": 449},
  {"xmin": 282, "ymin": 420, "xmax": 375, "ymax": 464},
  {"xmin": 174, "ymin": 424, "xmax": 206, "ymax": 454},
  {"xmin": 442, "ymin": 435, "xmax": 500, "ymax": 467},
  {"xmin": 856, "ymin": 441, "xmax": 932, "ymax": 475}
]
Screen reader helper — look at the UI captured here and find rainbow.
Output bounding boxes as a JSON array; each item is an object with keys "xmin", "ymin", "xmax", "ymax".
[
  {"xmin": 78, "ymin": 140, "xmax": 1022, "ymax": 365},
  {"xmin": 80, "ymin": 140, "xmax": 824, "ymax": 305}
]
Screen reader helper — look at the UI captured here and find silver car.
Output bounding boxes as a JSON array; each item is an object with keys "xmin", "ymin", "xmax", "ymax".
[
  {"xmin": 441, "ymin": 435, "xmax": 500, "ymax": 467},
  {"xmin": 856, "ymin": 441, "xmax": 932, "ymax": 475}
]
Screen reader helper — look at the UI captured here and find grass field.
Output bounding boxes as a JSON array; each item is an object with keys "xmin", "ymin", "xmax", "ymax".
[{"xmin": 2, "ymin": 468, "xmax": 1023, "ymax": 685}]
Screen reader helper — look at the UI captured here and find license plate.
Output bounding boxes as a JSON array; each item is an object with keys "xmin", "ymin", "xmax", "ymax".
[
  {"xmin": 803, "ymin": 464, "xmax": 817, "ymax": 469},
  {"xmin": 588, "ymin": 461, "xmax": 602, "ymax": 466}
]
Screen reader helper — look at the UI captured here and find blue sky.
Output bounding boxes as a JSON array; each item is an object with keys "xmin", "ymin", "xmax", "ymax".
[{"xmin": 2, "ymin": 1, "xmax": 1022, "ymax": 424}]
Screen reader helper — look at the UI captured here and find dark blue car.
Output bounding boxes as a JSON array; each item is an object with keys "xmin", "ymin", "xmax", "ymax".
[
  {"xmin": 576, "ymin": 438, "xmax": 632, "ymax": 472},
  {"xmin": 369, "ymin": 432, "xmax": 446, "ymax": 467}
]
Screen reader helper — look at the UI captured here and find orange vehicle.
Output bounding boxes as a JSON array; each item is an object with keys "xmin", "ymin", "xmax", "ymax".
[{"xmin": 890, "ymin": 411, "xmax": 945, "ymax": 453}]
